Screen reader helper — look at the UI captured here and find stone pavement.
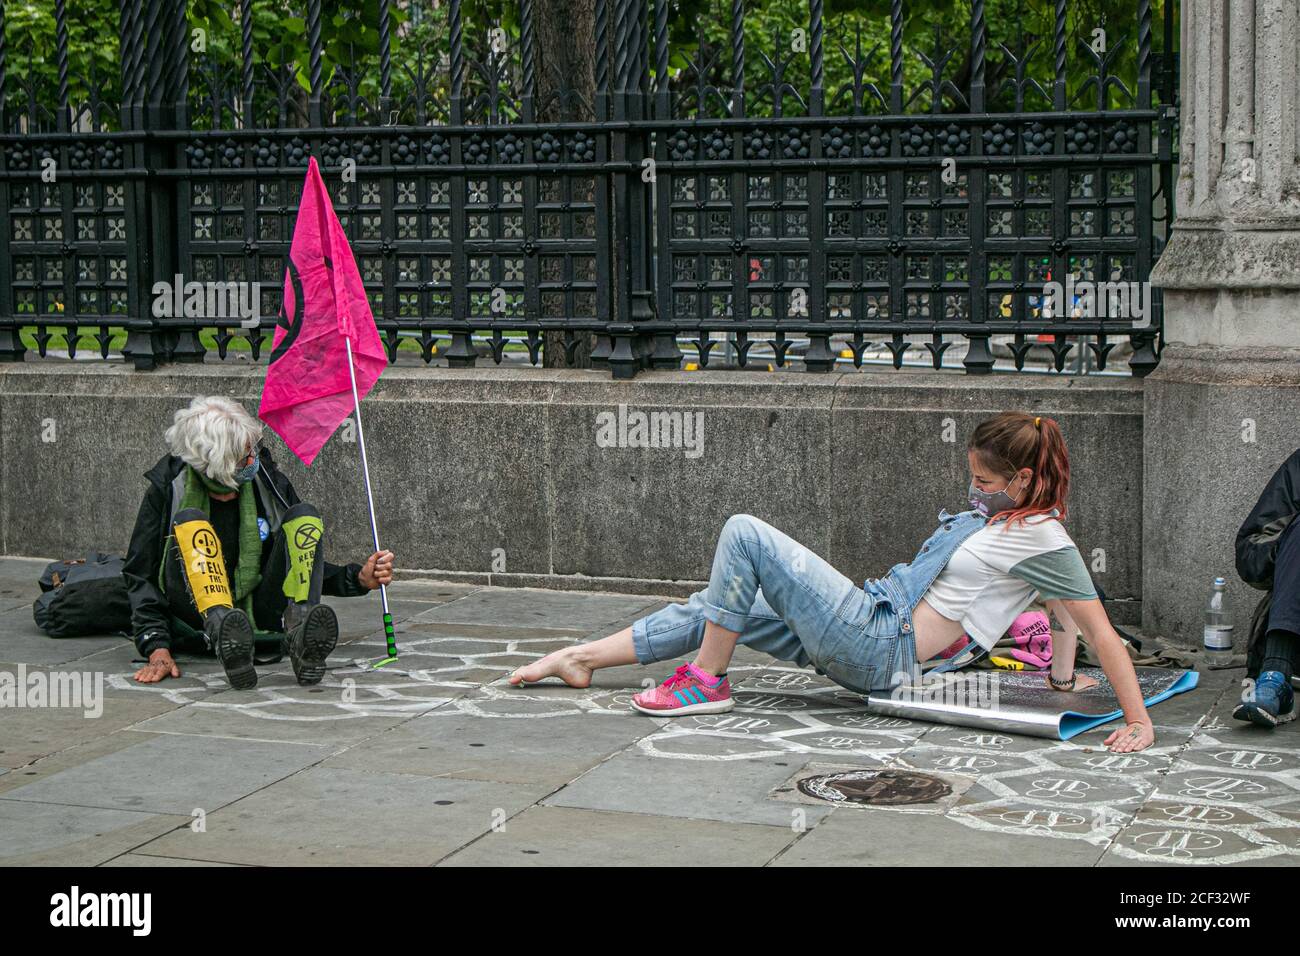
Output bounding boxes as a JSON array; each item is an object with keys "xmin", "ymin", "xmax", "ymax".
[{"xmin": 1, "ymin": 556, "xmax": 1297, "ymax": 866}]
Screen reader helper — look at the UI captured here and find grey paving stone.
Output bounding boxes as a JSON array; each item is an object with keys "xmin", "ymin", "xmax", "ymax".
[
  {"xmin": 411, "ymin": 587, "xmax": 661, "ymax": 633},
  {"xmin": 0, "ymin": 689, "xmax": 179, "ymax": 768},
  {"xmin": 0, "ymin": 800, "xmax": 189, "ymax": 865},
  {"xmin": 124, "ymin": 669, "xmax": 453, "ymax": 746},
  {"xmin": 1154, "ymin": 758, "xmax": 1300, "ymax": 810},
  {"xmin": 100, "ymin": 853, "xmax": 246, "ymax": 867},
  {"xmin": 322, "ymin": 711, "xmax": 653, "ymax": 787},
  {"xmin": 342, "ymin": 622, "xmax": 589, "ymax": 685},
  {"xmin": 0, "ymin": 732, "xmax": 331, "ymax": 814},
  {"xmin": 1096, "ymin": 796, "xmax": 1300, "ymax": 866},
  {"xmin": 544, "ymin": 750, "xmax": 834, "ymax": 827},
  {"xmin": 1099, "ymin": 823, "xmax": 1298, "ymax": 866},
  {"xmin": 135, "ymin": 767, "xmax": 547, "ymax": 865},
  {"xmin": 0, "ymin": 730, "xmax": 170, "ymax": 798},
  {"xmin": 441, "ymin": 805, "xmax": 798, "ymax": 866},
  {"xmin": 1144, "ymin": 675, "xmax": 1232, "ymax": 730},
  {"xmin": 0, "ymin": 606, "xmax": 130, "ymax": 665},
  {"xmin": 379, "ymin": 580, "xmax": 482, "ymax": 603},
  {"xmin": 771, "ymin": 803, "xmax": 1108, "ymax": 866},
  {"xmin": 324, "ymin": 594, "xmax": 456, "ymax": 645}
]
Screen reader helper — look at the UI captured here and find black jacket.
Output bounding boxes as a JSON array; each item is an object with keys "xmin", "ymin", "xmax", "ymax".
[
  {"xmin": 1235, "ymin": 447, "xmax": 1300, "ymax": 590},
  {"xmin": 122, "ymin": 442, "xmax": 367, "ymax": 657},
  {"xmin": 1236, "ymin": 448, "xmax": 1300, "ymax": 678}
]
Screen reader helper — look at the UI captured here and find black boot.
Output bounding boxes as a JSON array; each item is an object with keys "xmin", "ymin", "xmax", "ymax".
[
  {"xmin": 284, "ymin": 600, "xmax": 339, "ymax": 685},
  {"xmin": 204, "ymin": 605, "xmax": 257, "ymax": 690}
]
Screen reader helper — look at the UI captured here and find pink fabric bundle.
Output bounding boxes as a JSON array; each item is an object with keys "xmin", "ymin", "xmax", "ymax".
[
  {"xmin": 933, "ymin": 610, "xmax": 1054, "ymax": 667},
  {"xmin": 1006, "ymin": 610, "xmax": 1053, "ymax": 667}
]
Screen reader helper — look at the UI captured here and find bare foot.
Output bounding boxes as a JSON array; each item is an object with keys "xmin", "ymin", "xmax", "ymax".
[{"xmin": 509, "ymin": 647, "xmax": 593, "ymax": 688}]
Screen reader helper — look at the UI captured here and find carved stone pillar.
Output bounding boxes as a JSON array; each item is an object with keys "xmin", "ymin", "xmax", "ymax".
[{"xmin": 1144, "ymin": 0, "xmax": 1300, "ymax": 646}]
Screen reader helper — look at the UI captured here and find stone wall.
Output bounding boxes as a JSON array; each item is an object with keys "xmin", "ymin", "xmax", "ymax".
[{"xmin": 0, "ymin": 363, "xmax": 1148, "ymax": 627}]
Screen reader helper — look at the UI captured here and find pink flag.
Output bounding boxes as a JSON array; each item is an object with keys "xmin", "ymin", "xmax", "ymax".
[{"xmin": 259, "ymin": 156, "xmax": 387, "ymax": 466}]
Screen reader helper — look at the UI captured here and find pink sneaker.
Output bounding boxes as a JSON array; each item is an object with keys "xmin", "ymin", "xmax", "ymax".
[
  {"xmin": 631, "ymin": 662, "xmax": 733, "ymax": 716},
  {"xmin": 1007, "ymin": 610, "xmax": 1053, "ymax": 668}
]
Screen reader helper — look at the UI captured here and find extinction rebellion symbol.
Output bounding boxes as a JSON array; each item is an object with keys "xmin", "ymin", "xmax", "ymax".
[{"xmin": 294, "ymin": 524, "xmax": 321, "ymax": 550}]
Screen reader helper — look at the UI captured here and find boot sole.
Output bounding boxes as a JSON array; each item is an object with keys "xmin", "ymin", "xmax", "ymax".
[
  {"xmin": 1232, "ymin": 700, "xmax": 1297, "ymax": 728},
  {"xmin": 291, "ymin": 604, "xmax": 339, "ymax": 685},
  {"xmin": 214, "ymin": 611, "xmax": 257, "ymax": 690}
]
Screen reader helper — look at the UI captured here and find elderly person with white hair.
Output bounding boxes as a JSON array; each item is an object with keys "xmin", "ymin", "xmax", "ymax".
[{"xmin": 122, "ymin": 395, "xmax": 395, "ymax": 689}]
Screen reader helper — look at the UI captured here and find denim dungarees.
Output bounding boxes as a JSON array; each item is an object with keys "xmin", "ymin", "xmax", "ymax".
[{"xmin": 629, "ymin": 509, "xmax": 991, "ymax": 694}]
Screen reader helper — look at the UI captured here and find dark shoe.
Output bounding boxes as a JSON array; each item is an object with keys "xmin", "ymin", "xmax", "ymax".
[
  {"xmin": 204, "ymin": 606, "xmax": 257, "ymax": 690},
  {"xmin": 285, "ymin": 601, "xmax": 338, "ymax": 685},
  {"xmin": 1232, "ymin": 671, "xmax": 1297, "ymax": 728}
]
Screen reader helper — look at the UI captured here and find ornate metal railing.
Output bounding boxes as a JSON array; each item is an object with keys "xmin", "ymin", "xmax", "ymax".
[{"xmin": 0, "ymin": 0, "xmax": 1178, "ymax": 377}]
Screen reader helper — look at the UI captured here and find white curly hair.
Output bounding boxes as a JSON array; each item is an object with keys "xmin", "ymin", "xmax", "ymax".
[{"xmin": 163, "ymin": 395, "xmax": 264, "ymax": 488}]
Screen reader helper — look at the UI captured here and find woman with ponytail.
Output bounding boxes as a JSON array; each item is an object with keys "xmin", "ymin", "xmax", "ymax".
[{"xmin": 511, "ymin": 411, "xmax": 1155, "ymax": 753}]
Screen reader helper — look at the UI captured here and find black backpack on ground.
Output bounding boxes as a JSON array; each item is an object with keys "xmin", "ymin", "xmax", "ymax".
[{"xmin": 32, "ymin": 551, "xmax": 133, "ymax": 638}]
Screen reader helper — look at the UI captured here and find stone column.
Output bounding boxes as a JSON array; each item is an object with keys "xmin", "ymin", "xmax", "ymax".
[{"xmin": 1146, "ymin": 0, "xmax": 1300, "ymax": 646}]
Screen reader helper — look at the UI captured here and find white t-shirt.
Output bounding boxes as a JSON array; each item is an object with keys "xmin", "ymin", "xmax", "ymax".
[{"xmin": 920, "ymin": 511, "xmax": 1097, "ymax": 651}]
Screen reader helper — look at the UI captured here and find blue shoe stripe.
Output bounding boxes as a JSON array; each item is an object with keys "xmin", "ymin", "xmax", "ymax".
[{"xmin": 673, "ymin": 690, "xmax": 691, "ymax": 706}]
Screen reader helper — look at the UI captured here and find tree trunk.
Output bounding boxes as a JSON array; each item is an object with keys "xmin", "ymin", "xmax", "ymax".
[{"xmin": 535, "ymin": 0, "xmax": 598, "ymax": 368}]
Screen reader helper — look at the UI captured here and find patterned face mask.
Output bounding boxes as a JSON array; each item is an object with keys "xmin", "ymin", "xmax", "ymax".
[
  {"xmin": 234, "ymin": 451, "xmax": 259, "ymax": 484},
  {"xmin": 967, "ymin": 475, "xmax": 1023, "ymax": 517}
]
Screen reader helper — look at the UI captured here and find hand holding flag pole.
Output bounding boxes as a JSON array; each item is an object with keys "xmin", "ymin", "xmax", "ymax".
[
  {"xmin": 344, "ymin": 335, "xmax": 398, "ymax": 666},
  {"xmin": 259, "ymin": 156, "xmax": 397, "ymax": 668}
]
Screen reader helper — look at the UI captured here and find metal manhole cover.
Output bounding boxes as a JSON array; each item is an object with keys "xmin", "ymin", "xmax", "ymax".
[
  {"xmin": 771, "ymin": 762, "xmax": 977, "ymax": 813},
  {"xmin": 797, "ymin": 769, "xmax": 951, "ymax": 806}
]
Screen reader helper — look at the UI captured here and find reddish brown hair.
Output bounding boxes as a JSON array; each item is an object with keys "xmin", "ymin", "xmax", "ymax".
[{"xmin": 967, "ymin": 412, "xmax": 1070, "ymax": 528}]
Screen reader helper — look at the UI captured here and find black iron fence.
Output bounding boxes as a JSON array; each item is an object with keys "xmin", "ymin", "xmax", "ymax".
[{"xmin": 0, "ymin": 0, "xmax": 1178, "ymax": 378}]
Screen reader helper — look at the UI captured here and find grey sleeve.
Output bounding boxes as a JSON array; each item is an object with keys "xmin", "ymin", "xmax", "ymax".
[{"xmin": 1007, "ymin": 547, "xmax": 1098, "ymax": 600}]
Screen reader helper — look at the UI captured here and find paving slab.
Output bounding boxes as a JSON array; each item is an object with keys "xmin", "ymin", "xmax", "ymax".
[
  {"xmin": 0, "ymin": 799, "xmax": 189, "ymax": 866},
  {"xmin": 1098, "ymin": 795, "xmax": 1300, "ymax": 866},
  {"xmin": 100, "ymin": 852, "xmax": 246, "ymax": 867},
  {"xmin": 770, "ymin": 802, "xmax": 1109, "ymax": 866},
  {"xmin": 122, "ymin": 668, "xmax": 454, "ymax": 747},
  {"xmin": 440, "ymin": 805, "xmax": 798, "ymax": 866},
  {"xmin": 0, "ymin": 732, "xmax": 331, "ymax": 814},
  {"xmin": 0, "ymin": 605, "xmax": 130, "ymax": 665},
  {"xmin": 544, "ymin": 750, "xmax": 835, "ymax": 827},
  {"xmin": 326, "ymin": 593, "xmax": 464, "ymax": 645},
  {"xmin": 134, "ymin": 767, "xmax": 547, "ymax": 866},
  {"xmin": 323, "ymin": 711, "xmax": 654, "ymax": 787},
  {"xmin": 381, "ymin": 580, "xmax": 483, "ymax": 603},
  {"xmin": 0, "ymin": 688, "xmax": 180, "ymax": 768},
  {"xmin": 343, "ymin": 621, "xmax": 590, "ymax": 685},
  {"xmin": 411, "ymin": 588, "xmax": 662, "ymax": 633},
  {"xmin": 0, "ymin": 730, "xmax": 172, "ymax": 798}
]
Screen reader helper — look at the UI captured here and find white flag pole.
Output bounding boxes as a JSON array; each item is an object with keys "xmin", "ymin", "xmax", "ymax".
[{"xmin": 344, "ymin": 335, "xmax": 397, "ymax": 663}]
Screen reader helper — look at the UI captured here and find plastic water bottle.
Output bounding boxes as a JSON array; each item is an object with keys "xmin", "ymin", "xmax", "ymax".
[{"xmin": 1203, "ymin": 577, "xmax": 1234, "ymax": 667}]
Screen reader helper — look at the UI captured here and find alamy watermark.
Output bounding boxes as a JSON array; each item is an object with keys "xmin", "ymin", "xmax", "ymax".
[
  {"xmin": 889, "ymin": 669, "xmax": 1001, "ymax": 710},
  {"xmin": 151, "ymin": 273, "xmax": 263, "ymax": 329},
  {"xmin": 0, "ymin": 665, "xmax": 103, "ymax": 718},
  {"xmin": 595, "ymin": 403, "xmax": 705, "ymax": 459},
  {"xmin": 50, "ymin": 886, "xmax": 150, "ymax": 936},
  {"xmin": 1039, "ymin": 276, "xmax": 1152, "ymax": 328}
]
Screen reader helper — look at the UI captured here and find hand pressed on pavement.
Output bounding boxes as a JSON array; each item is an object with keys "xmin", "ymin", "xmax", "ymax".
[
  {"xmin": 134, "ymin": 648, "xmax": 180, "ymax": 683},
  {"xmin": 1104, "ymin": 719, "xmax": 1155, "ymax": 753}
]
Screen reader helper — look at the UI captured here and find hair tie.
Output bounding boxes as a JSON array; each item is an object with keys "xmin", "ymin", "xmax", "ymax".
[{"xmin": 1033, "ymin": 417, "xmax": 1041, "ymax": 429}]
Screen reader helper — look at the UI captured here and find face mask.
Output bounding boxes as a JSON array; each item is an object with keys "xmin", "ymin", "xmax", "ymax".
[
  {"xmin": 234, "ymin": 452, "xmax": 259, "ymax": 484},
  {"xmin": 968, "ymin": 476, "xmax": 1023, "ymax": 517}
]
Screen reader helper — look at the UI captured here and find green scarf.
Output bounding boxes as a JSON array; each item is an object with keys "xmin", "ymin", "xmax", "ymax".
[{"xmin": 158, "ymin": 465, "xmax": 272, "ymax": 639}]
